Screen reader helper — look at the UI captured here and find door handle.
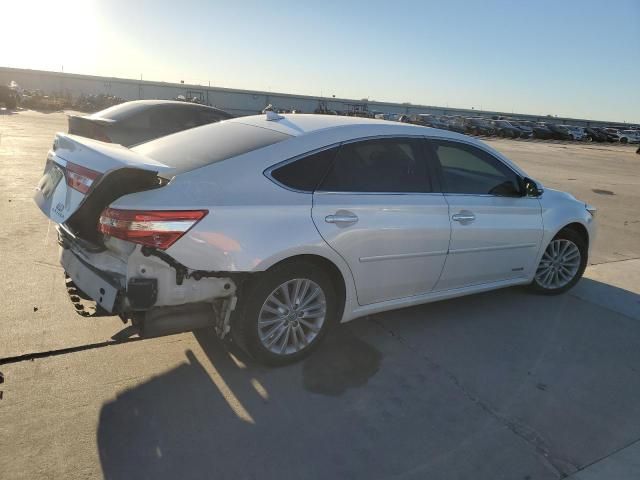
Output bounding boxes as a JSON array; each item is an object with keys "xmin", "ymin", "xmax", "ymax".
[
  {"xmin": 452, "ymin": 212, "xmax": 476, "ymax": 223},
  {"xmin": 325, "ymin": 213, "xmax": 358, "ymax": 225}
]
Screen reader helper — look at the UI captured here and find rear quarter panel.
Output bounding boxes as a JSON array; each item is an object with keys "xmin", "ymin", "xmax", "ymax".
[{"xmin": 109, "ymin": 134, "xmax": 360, "ymax": 301}]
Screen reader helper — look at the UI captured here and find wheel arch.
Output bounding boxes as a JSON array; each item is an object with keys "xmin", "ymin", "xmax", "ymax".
[{"xmin": 556, "ymin": 221, "xmax": 589, "ymax": 246}]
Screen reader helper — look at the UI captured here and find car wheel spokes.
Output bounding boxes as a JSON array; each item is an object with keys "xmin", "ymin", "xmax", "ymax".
[
  {"xmin": 258, "ymin": 278, "xmax": 327, "ymax": 355},
  {"xmin": 535, "ymin": 239, "xmax": 581, "ymax": 289}
]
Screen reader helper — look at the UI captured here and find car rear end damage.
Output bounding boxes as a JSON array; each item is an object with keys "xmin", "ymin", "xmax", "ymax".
[{"xmin": 35, "ymin": 133, "xmax": 239, "ymax": 338}]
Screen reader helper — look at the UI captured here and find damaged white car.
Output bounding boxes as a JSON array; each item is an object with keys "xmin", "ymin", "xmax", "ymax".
[{"xmin": 34, "ymin": 112, "xmax": 596, "ymax": 365}]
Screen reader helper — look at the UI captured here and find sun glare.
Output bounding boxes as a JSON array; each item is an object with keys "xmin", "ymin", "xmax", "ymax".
[{"xmin": 1, "ymin": 0, "xmax": 100, "ymax": 73}]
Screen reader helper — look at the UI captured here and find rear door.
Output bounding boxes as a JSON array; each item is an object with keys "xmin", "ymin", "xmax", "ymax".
[
  {"xmin": 311, "ymin": 137, "xmax": 450, "ymax": 305},
  {"xmin": 428, "ymin": 139, "xmax": 543, "ymax": 291}
]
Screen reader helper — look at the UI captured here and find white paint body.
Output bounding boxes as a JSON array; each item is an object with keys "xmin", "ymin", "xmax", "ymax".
[{"xmin": 35, "ymin": 114, "xmax": 596, "ymax": 322}]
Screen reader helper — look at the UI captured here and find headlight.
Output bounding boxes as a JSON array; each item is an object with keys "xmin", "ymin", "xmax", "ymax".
[{"xmin": 586, "ymin": 204, "xmax": 597, "ymax": 218}]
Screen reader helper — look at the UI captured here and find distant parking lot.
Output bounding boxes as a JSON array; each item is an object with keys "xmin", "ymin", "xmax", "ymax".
[{"xmin": 1, "ymin": 110, "xmax": 639, "ymax": 479}]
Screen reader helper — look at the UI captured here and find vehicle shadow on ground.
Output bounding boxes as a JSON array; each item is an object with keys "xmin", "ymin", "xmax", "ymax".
[
  {"xmin": 96, "ymin": 278, "xmax": 640, "ymax": 480},
  {"xmin": 96, "ymin": 324, "xmax": 384, "ymax": 480}
]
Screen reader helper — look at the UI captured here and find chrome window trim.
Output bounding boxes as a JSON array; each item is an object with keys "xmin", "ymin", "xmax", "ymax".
[
  {"xmin": 314, "ymin": 191, "xmax": 444, "ymax": 197},
  {"xmin": 359, "ymin": 250, "xmax": 448, "ymax": 263},
  {"xmin": 449, "ymin": 242, "xmax": 538, "ymax": 255}
]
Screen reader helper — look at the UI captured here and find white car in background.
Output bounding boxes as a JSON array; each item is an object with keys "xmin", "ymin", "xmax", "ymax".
[
  {"xmin": 618, "ymin": 130, "xmax": 640, "ymax": 144},
  {"xmin": 565, "ymin": 125, "xmax": 586, "ymax": 141},
  {"xmin": 33, "ymin": 113, "xmax": 596, "ymax": 365}
]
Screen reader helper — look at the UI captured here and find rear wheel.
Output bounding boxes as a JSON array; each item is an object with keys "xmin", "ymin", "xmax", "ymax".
[
  {"xmin": 530, "ymin": 229, "xmax": 587, "ymax": 295},
  {"xmin": 620, "ymin": 137, "xmax": 628, "ymax": 144},
  {"xmin": 231, "ymin": 261, "xmax": 339, "ymax": 365}
]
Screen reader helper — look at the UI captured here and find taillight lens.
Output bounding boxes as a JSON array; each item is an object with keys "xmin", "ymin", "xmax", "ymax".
[
  {"xmin": 98, "ymin": 209, "xmax": 208, "ymax": 250},
  {"xmin": 65, "ymin": 162, "xmax": 101, "ymax": 194}
]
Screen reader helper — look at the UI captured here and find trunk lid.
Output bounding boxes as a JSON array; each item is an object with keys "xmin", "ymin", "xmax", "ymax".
[{"xmin": 34, "ymin": 133, "xmax": 173, "ymax": 239}]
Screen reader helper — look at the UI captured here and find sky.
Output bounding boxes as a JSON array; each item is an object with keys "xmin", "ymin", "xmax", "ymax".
[{"xmin": 2, "ymin": 0, "xmax": 639, "ymax": 122}]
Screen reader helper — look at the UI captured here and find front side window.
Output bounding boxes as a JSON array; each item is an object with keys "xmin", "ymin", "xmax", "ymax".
[
  {"xmin": 430, "ymin": 140, "xmax": 521, "ymax": 196},
  {"xmin": 319, "ymin": 138, "xmax": 430, "ymax": 193}
]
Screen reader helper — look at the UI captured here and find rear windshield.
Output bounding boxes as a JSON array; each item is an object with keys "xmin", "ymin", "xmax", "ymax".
[{"xmin": 132, "ymin": 121, "xmax": 291, "ymax": 173}]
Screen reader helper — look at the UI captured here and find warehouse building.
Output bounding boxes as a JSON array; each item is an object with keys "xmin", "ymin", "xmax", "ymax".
[{"xmin": 0, "ymin": 66, "xmax": 632, "ymax": 127}]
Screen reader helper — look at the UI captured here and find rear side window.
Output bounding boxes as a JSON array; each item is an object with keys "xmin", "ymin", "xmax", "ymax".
[
  {"xmin": 430, "ymin": 140, "xmax": 521, "ymax": 196},
  {"xmin": 133, "ymin": 122, "xmax": 291, "ymax": 173},
  {"xmin": 270, "ymin": 147, "xmax": 338, "ymax": 192},
  {"xmin": 319, "ymin": 138, "xmax": 431, "ymax": 193}
]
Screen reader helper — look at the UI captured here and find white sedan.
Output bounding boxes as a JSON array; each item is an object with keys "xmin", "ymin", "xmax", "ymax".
[
  {"xmin": 618, "ymin": 130, "xmax": 640, "ymax": 144},
  {"xmin": 34, "ymin": 113, "xmax": 596, "ymax": 365}
]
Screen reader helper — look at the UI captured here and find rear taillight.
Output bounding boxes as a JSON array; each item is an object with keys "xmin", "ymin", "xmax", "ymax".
[
  {"xmin": 65, "ymin": 162, "xmax": 101, "ymax": 194},
  {"xmin": 98, "ymin": 209, "xmax": 208, "ymax": 250}
]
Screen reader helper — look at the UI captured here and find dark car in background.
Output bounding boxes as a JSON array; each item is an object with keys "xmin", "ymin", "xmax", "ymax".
[
  {"xmin": 464, "ymin": 117, "xmax": 495, "ymax": 136},
  {"xmin": 546, "ymin": 123, "xmax": 573, "ymax": 140},
  {"xmin": 509, "ymin": 120, "xmax": 534, "ymax": 138},
  {"xmin": 602, "ymin": 128, "xmax": 621, "ymax": 142},
  {"xmin": 585, "ymin": 127, "xmax": 608, "ymax": 142},
  {"xmin": 410, "ymin": 114, "xmax": 449, "ymax": 129},
  {"xmin": 439, "ymin": 116, "xmax": 467, "ymax": 134},
  {"xmin": 491, "ymin": 119, "xmax": 522, "ymax": 138},
  {"xmin": 67, "ymin": 100, "xmax": 234, "ymax": 146},
  {"xmin": 531, "ymin": 122, "xmax": 555, "ymax": 139}
]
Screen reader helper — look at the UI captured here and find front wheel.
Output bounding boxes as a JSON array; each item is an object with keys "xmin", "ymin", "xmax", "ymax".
[
  {"xmin": 231, "ymin": 261, "xmax": 339, "ymax": 365},
  {"xmin": 530, "ymin": 229, "xmax": 587, "ymax": 295}
]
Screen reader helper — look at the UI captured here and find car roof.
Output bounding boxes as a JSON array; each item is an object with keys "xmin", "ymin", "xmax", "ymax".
[
  {"xmin": 88, "ymin": 100, "xmax": 230, "ymax": 121},
  {"xmin": 230, "ymin": 113, "xmax": 468, "ymax": 140}
]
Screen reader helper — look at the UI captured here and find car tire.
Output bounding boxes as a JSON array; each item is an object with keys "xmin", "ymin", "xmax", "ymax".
[
  {"xmin": 230, "ymin": 260, "xmax": 339, "ymax": 366},
  {"xmin": 621, "ymin": 137, "xmax": 628, "ymax": 144},
  {"xmin": 529, "ymin": 228, "xmax": 588, "ymax": 295}
]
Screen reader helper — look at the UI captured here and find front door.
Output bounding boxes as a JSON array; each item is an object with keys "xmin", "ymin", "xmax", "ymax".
[
  {"xmin": 428, "ymin": 139, "xmax": 543, "ymax": 291},
  {"xmin": 311, "ymin": 137, "xmax": 450, "ymax": 305}
]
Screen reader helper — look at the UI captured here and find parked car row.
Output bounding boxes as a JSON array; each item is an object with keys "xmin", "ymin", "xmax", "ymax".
[{"xmin": 407, "ymin": 114, "xmax": 640, "ymax": 143}]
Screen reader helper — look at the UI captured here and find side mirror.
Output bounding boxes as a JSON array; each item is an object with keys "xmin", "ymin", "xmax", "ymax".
[{"xmin": 522, "ymin": 177, "xmax": 543, "ymax": 197}]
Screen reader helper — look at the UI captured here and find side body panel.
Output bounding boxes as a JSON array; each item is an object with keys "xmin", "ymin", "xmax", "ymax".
[
  {"xmin": 312, "ymin": 192, "xmax": 450, "ymax": 305},
  {"xmin": 435, "ymin": 195, "xmax": 543, "ymax": 290}
]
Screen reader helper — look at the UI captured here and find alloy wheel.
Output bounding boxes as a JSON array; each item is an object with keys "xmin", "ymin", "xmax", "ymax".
[
  {"xmin": 535, "ymin": 239, "xmax": 581, "ymax": 289},
  {"xmin": 257, "ymin": 278, "xmax": 327, "ymax": 355}
]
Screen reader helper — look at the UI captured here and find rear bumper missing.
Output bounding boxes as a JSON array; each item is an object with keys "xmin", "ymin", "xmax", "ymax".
[
  {"xmin": 61, "ymin": 248, "xmax": 123, "ymax": 313},
  {"xmin": 59, "ymin": 227, "xmax": 237, "ymax": 315}
]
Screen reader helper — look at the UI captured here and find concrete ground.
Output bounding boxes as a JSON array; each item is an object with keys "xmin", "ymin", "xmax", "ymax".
[{"xmin": 1, "ymin": 110, "xmax": 639, "ymax": 480}]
